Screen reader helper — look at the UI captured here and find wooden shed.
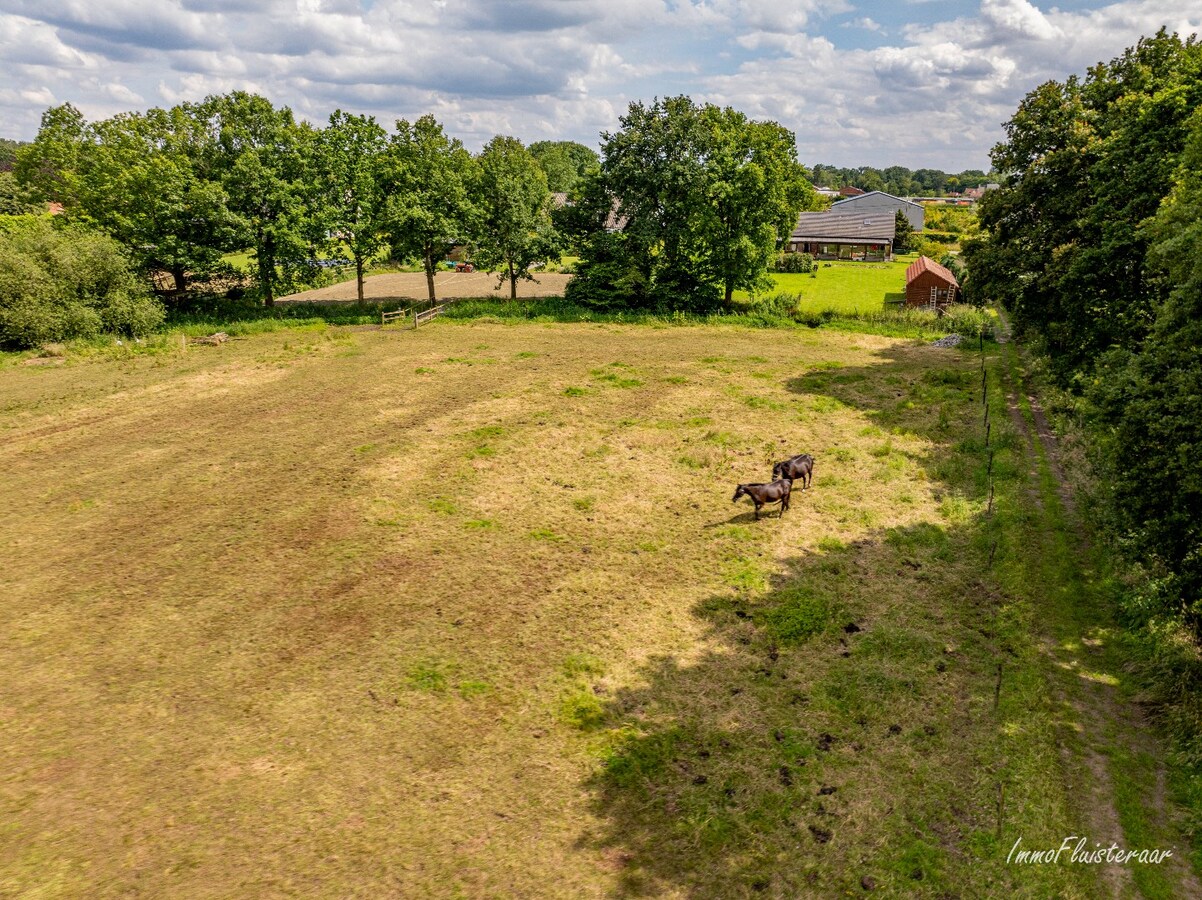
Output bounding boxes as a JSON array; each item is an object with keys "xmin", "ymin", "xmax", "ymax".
[{"xmin": 905, "ymin": 256, "xmax": 960, "ymax": 308}]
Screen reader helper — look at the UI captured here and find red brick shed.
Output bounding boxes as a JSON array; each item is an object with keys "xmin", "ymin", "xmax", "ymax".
[{"xmin": 905, "ymin": 256, "xmax": 960, "ymax": 308}]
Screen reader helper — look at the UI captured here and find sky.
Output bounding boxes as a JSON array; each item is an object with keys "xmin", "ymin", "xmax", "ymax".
[{"xmin": 1, "ymin": 0, "xmax": 1199, "ymax": 171}]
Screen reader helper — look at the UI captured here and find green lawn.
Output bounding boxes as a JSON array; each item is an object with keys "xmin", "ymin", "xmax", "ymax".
[
  {"xmin": 736, "ymin": 253, "xmax": 917, "ymax": 313},
  {"xmin": 221, "ymin": 249, "xmax": 254, "ymax": 271}
]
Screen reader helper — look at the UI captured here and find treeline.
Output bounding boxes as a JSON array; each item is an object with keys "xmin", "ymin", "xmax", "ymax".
[
  {"xmin": 809, "ymin": 164, "xmax": 993, "ymax": 197},
  {"xmin": 4, "ymin": 92, "xmax": 819, "ymax": 345},
  {"xmin": 9, "ymin": 95, "xmax": 573, "ymax": 311},
  {"xmin": 966, "ymin": 30, "xmax": 1202, "ymax": 747}
]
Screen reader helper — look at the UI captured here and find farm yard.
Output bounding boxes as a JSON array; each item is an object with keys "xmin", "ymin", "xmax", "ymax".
[
  {"xmin": 281, "ymin": 270, "xmax": 575, "ymax": 304},
  {"xmin": 1, "ymin": 317, "xmax": 1188, "ymax": 898}
]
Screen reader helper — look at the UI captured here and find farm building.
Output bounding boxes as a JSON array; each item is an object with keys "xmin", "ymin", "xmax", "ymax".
[
  {"xmin": 905, "ymin": 255, "xmax": 961, "ymax": 308},
  {"xmin": 787, "ymin": 210, "xmax": 895, "ymax": 261},
  {"xmin": 831, "ymin": 191, "xmax": 925, "ymax": 231}
]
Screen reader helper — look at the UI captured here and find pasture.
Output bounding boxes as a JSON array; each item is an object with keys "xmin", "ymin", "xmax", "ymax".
[
  {"xmin": 736, "ymin": 254, "xmax": 917, "ymax": 312},
  {"xmin": 0, "ymin": 319, "xmax": 1179, "ymax": 897}
]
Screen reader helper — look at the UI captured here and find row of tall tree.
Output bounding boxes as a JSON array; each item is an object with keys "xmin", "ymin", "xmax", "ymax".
[
  {"xmin": 13, "ymin": 94, "xmax": 565, "ymax": 305},
  {"xmin": 965, "ymin": 30, "xmax": 1202, "ymax": 638},
  {"xmin": 809, "ymin": 164, "xmax": 993, "ymax": 197},
  {"xmin": 12, "ymin": 94, "xmax": 816, "ymax": 314}
]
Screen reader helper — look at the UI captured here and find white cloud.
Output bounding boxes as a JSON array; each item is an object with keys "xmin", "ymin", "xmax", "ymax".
[
  {"xmin": 980, "ymin": 0, "xmax": 1058, "ymax": 40},
  {"xmin": 846, "ymin": 17, "xmax": 883, "ymax": 32},
  {"xmin": 0, "ymin": 0, "xmax": 1198, "ymax": 169}
]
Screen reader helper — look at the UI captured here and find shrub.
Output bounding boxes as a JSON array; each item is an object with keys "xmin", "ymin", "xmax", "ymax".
[
  {"xmin": 0, "ymin": 220, "xmax": 163, "ymax": 349},
  {"xmin": 774, "ymin": 252, "xmax": 814, "ymax": 273},
  {"xmin": 940, "ymin": 303, "xmax": 992, "ymax": 337},
  {"xmin": 911, "ymin": 237, "xmax": 945, "ymax": 259}
]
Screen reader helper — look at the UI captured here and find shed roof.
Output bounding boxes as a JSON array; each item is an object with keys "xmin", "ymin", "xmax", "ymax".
[
  {"xmin": 831, "ymin": 190, "xmax": 923, "ymax": 211},
  {"xmin": 790, "ymin": 211, "xmax": 896, "ymax": 243},
  {"xmin": 905, "ymin": 255, "xmax": 959, "ymax": 287}
]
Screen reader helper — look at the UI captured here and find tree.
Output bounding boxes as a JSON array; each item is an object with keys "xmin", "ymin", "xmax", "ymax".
[
  {"xmin": 1087, "ymin": 110, "xmax": 1202, "ymax": 632},
  {"xmin": 559, "ymin": 174, "xmax": 647, "ymax": 309},
  {"xmin": 601, "ymin": 96, "xmax": 715, "ymax": 308},
  {"xmin": 694, "ymin": 107, "xmax": 814, "ymax": 304},
  {"xmin": 858, "ymin": 168, "xmax": 886, "ymax": 193},
  {"xmin": 316, "ymin": 110, "xmax": 390, "ymax": 302},
  {"xmin": 968, "ymin": 31, "xmax": 1202, "ymax": 380},
  {"xmin": 473, "ymin": 136, "xmax": 559, "ymax": 300},
  {"xmin": 0, "ymin": 138, "xmax": 24, "ymax": 173},
  {"xmin": 573, "ymin": 96, "xmax": 814, "ymax": 310},
  {"xmin": 191, "ymin": 92, "xmax": 316, "ymax": 305},
  {"xmin": 528, "ymin": 140, "xmax": 599, "ymax": 193},
  {"xmin": 893, "ymin": 209, "xmax": 914, "ymax": 253},
  {"xmin": 0, "ymin": 172, "xmax": 41, "ymax": 215},
  {"xmin": 383, "ymin": 115, "xmax": 477, "ymax": 304},
  {"xmin": 84, "ymin": 108, "xmax": 240, "ymax": 293},
  {"xmin": 14, "ymin": 104, "xmax": 90, "ymax": 210},
  {"xmin": 16, "ymin": 104, "xmax": 241, "ymax": 294}
]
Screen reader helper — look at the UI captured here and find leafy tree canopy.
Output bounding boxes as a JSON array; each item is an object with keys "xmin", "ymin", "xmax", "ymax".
[
  {"xmin": 570, "ymin": 96, "xmax": 814, "ymax": 311},
  {"xmin": 315, "ymin": 110, "xmax": 390, "ymax": 302},
  {"xmin": 0, "ymin": 218, "xmax": 163, "ymax": 348},
  {"xmin": 383, "ymin": 114, "xmax": 477, "ymax": 303},
  {"xmin": 966, "ymin": 29, "xmax": 1202, "ymax": 380},
  {"xmin": 528, "ymin": 140, "xmax": 599, "ymax": 193},
  {"xmin": 473, "ymin": 135, "xmax": 559, "ymax": 299}
]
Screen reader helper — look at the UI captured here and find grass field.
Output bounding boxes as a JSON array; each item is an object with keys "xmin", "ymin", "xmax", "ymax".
[
  {"xmin": 734, "ymin": 254, "xmax": 917, "ymax": 313},
  {"xmin": 0, "ymin": 318, "xmax": 1192, "ymax": 897}
]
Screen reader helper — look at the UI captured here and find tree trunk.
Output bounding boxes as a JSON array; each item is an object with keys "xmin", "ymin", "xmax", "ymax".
[
  {"xmin": 424, "ymin": 246, "xmax": 437, "ymax": 303},
  {"xmin": 725, "ymin": 279, "xmax": 734, "ymax": 306},
  {"xmin": 258, "ymin": 228, "xmax": 274, "ymax": 307},
  {"xmin": 170, "ymin": 265, "xmax": 188, "ymax": 296},
  {"xmin": 258, "ymin": 254, "xmax": 275, "ymax": 306},
  {"xmin": 356, "ymin": 256, "xmax": 365, "ymax": 303},
  {"xmin": 509, "ymin": 259, "xmax": 517, "ymax": 301}
]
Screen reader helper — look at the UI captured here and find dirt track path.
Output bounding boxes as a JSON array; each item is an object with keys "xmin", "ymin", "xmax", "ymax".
[{"xmin": 996, "ymin": 309, "xmax": 1201, "ymax": 899}]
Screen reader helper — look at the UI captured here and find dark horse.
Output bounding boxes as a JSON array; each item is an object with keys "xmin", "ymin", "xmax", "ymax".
[
  {"xmin": 732, "ymin": 478, "xmax": 792, "ymax": 520},
  {"xmin": 772, "ymin": 453, "xmax": 814, "ymax": 490}
]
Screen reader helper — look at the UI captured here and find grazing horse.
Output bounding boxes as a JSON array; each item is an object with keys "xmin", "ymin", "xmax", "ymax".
[
  {"xmin": 772, "ymin": 453, "xmax": 814, "ymax": 490},
  {"xmin": 732, "ymin": 478, "xmax": 792, "ymax": 520}
]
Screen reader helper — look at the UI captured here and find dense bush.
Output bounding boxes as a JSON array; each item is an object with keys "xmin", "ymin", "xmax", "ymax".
[
  {"xmin": 774, "ymin": 252, "xmax": 814, "ymax": 273},
  {"xmin": 1086, "ymin": 111, "xmax": 1202, "ymax": 636},
  {"xmin": 0, "ymin": 218, "xmax": 163, "ymax": 348}
]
